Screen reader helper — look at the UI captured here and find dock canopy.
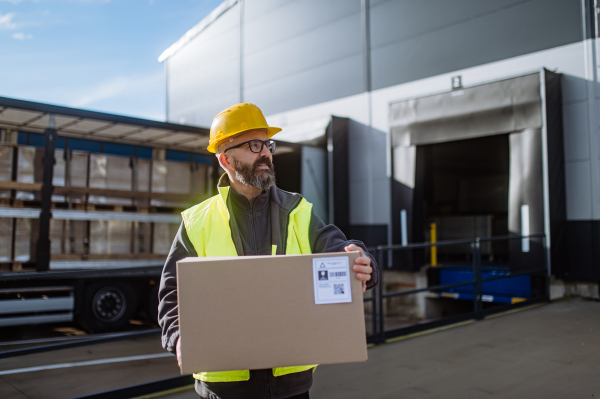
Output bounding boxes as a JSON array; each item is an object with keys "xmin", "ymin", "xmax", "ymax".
[{"xmin": 0, "ymin": 96, "xmax": 211, "ymax": 153}]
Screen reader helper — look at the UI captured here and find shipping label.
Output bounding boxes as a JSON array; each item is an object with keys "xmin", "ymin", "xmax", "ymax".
[{"xmin": 312, "ymin": 256, "xmax": 352, "ymax": 305}]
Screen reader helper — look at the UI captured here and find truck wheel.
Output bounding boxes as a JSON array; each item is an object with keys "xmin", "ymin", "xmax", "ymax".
[
  {"xmin": 78, "ymin": 282, "xmax": 137, "ymax": 333},
  {"xmin": 145, "ymin": 284, "xmax": 159, "ymax": 325}
]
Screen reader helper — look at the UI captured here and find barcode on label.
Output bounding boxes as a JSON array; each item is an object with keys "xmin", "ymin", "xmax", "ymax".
[
  {"xmin": 334, "ymin": 284, "xmax": 345, "ymax": 295},
  {"xmin": 330, "ymin": 272, "xmax": 346, "ymax": 277}
]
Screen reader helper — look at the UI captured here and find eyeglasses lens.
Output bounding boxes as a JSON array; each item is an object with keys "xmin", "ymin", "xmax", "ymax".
[
  {"xmin": 249, "ymin": 140, "xmax": 276, "ymax": 153},
  {"xmin": 249, "ymin": 141, "xmax": 262, "ymax": 152}
]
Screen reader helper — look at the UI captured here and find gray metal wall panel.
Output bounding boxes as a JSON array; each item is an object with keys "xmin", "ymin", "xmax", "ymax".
[
  {"xmin": 349, "ymin": 180, "xmax": 370, "ymax": 225},
  {"xmin": 347, "ymin": 120, "xmax": 389, "ymax": 225},
  {"xmin": 245, "ymin": 0, "xmax": 361, "ymax": 54},
  {"xmin": 243, "ymin": 0, "xmax": 363, "ymax": 115},
  {"xmin": 301, "ymin": 146, "xmax": 328, "ymax": 222},
  {"xmin": 370, "ymin": 0, "xmax": 582, "ymax": 91},
  {"xmin": 244, "ymin": 54, "xmax": 364, "ymax": 116},
  {"xmin": 370, "ymin": 0, "xmax": 527, "ymax": 49},
  {"xmin": 167, "ymin": 0, "xmax": 583, "ymax": 120},
  {"xmin": 167, "ymin": 3, "xmax": 240, "ymax": 126},
  {"xmin": 565, "ymin": 160, "xmax": 593, "ymax": 220},
  {"xmin": 561, "ymin": 74, "xmax": 588, "ymax": 104},
  {"xmin": 168, "ymin": 79, "xmax": 241, "ymax": 127},
  {"xmin": 245, "ymin": 13, "xmax": 362, "ymax": 87},
  {"xmin": 372, "ymin": 179, "xmax": 391, "ymax": 225},
  {"xmin": 244, "ymin": 0, "xmax": 296, "ymax": 20},
  {"xmin": 563, "ymin": 101, "xmax": 591, "ymax": 162}
]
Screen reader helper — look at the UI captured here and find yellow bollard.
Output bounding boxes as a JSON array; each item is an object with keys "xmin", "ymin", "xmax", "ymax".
[{"xmin": 430, "ymin": 222, "xmax": 438, "ymax": 267}]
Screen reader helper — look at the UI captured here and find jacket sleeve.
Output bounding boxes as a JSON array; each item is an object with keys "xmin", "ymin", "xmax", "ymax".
[
  {"xmin": 158, "ymin": 222, "xmax": 198, "ymax": 354},
  {"xmin": 308, "ymin": 210, "xmax": 379, "ymax": 290}
]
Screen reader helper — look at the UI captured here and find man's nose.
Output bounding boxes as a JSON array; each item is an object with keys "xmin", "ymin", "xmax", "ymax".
[{"xmin": 259, "ymin": 142, "xmax": 271, "ymax": 157}]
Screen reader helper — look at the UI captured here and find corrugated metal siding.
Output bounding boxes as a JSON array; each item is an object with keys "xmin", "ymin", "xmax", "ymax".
[
  {"xmin": 243, "ymin": 0, "xmax": 364, "ymax": 116},
  {"xmin": 166, "ymin": 2, "xmax": 241, "ymax": 126},
  {"xmin": 369, "ymin": 0, "xmax": 583, "ymax": 90},
  {"xmin": 166, "ymin": 0, "xmax": 583, "ymax": 123}
]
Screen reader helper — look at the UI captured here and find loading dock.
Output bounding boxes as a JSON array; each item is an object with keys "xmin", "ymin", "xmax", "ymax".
[{"xmin": 389, "ymin": 69, "xmax": 566, "ymax": 307}]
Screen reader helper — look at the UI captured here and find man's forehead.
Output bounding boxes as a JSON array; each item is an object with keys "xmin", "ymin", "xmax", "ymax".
[
  {"xmin": 227, "ymin": 130, "xmax": 268, "ymax": 146},
  {"xmin": 232, "ymin": 129, "xmax": 268, "ymax": 142},
  {"xmin": 218, "ymin": 129, "xmax": 268, "ymax": 153}
]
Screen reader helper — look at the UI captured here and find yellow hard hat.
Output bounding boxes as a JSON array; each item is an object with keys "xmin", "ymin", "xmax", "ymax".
[{"xmin": 207, "ymin": 103, "xmax": 281, "ymax": 153}]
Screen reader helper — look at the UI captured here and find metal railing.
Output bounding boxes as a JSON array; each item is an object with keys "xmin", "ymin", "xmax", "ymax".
[{"xmin": 365, "ymin": 234, "xmax": 549, "ymax": 343}]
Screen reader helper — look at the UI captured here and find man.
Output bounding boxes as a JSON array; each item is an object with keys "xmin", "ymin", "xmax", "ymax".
[{"xmin": 159, "ymin": 103, "xmax": 379, "ymax": 399}]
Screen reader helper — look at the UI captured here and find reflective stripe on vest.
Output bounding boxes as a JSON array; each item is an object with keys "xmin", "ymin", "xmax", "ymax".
[{"xmin": 181, "ymin": 186, "xmax": 317, "ymax": 382}]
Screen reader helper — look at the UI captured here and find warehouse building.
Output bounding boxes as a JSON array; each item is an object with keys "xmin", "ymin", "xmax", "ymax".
[{"xmin": 160, "ymin": 0, "xmax": 600, "ymax": 295}]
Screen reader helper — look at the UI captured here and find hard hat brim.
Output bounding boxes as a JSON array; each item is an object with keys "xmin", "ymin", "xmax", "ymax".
[{"xmin": 208, "ymin": 126, "xmax": 282, "ymax": 153}]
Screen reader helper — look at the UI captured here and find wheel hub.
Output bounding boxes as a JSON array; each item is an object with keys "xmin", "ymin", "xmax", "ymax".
[{"xmin": 92, "ymin": 287, "xmax": 126, "ymax": 322}]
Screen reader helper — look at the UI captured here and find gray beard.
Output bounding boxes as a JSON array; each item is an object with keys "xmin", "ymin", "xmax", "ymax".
[{"xmin": 233, "ymin": 158, "xmax": 276, "ymax": 191}]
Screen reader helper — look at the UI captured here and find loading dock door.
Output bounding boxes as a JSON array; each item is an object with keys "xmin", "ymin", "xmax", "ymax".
[{"xmin": 390, "ymin": 70, "xmax": 566, "ymax": 274}]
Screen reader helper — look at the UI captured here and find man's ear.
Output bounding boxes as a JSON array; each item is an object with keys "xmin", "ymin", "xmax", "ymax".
[{"xmin": 219, "ymin": 152, "xmax": 234, "ymax": 171}]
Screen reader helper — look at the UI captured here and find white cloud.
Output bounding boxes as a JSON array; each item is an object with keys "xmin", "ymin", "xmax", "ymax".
[
  {"xmin": 0, "ymin": 12, "xmax": 17, "ymax": 29},
  {"xmin": 12, "ymin": 32, "xmax": 32, "ymax": 39},
  {"xmin": 71, "ymin": 71, "xmax": 163, "ymax": 108}
]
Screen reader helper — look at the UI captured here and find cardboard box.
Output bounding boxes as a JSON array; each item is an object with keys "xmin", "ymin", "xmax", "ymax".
[{"xmin": 177, "ymin": 251, "xmax": 367, "ymax": 374}]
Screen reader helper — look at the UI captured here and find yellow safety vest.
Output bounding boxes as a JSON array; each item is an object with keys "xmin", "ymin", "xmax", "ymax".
[{"xmin": 181, "ymin": 185, "xmax": 317, "ymax": 382}]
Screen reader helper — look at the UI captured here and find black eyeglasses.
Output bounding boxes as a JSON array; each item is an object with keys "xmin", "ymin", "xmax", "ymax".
[{"xmin": 224, "ymin": 139, "xmax": 276, "ymax": 154}]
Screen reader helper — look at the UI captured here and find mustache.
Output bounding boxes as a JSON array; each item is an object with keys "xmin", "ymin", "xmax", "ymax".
[{"xmin": 253, "ymin": 156, "xmax": 273, "ymax": 171}]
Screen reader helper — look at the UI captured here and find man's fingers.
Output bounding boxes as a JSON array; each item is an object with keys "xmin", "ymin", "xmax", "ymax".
[
  {"xmin": 347, "ymin": 245, "xmax": 371, "ymax": 291},
  {"xmin": 354, "ymin": 256, "xmax": 371, "ymax": 265},
  {"xmin": 345, "ymin": 244, "xmax": 365, "ymax": 257},
  {"xmin": 353, "ymin": 264, "xmax": 372, "ymax": 274},
  {"xmin": 176, "ymin": 338, "xmax": 182, "ymax": 368}
]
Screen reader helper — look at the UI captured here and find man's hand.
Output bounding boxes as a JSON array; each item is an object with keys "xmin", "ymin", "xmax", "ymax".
[
  {"xmin": 345, "ymin": 244, "xmax": 372, "ymax": 293},
  {"xmin": 176, "ymin": 337, "xmax": 182, "ymax": 368}
]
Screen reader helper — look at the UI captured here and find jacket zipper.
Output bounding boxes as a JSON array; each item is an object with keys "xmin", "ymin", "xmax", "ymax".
[
  {"xmin": 282, "ymin": 212, "xmax": 289, "ymax": 256},
  {"xmin": 250, "ymin": 199, "xmax": 258, "ymax": 255},
  {"xmin": 265, "ymin": 370, "xmax": 272, "ymax": 399}
]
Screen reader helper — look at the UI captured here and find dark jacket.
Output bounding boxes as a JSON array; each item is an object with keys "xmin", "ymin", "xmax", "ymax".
[{"xmin": 158, "ymin": 178, "xmax": 378, "ymax": 399}]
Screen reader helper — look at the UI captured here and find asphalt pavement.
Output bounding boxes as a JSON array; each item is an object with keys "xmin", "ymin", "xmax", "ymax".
[
  {"xmin": 0, "ymin": 298, "xmax": 598, "ymax": 398},
  {"xmin": 162, "ymin": 298, "xmax": 600, "ymax": 399}
]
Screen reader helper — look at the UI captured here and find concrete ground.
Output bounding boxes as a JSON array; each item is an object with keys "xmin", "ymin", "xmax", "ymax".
[
  {"xmin": 163, "ymin": 299, "xmax": 600, "ymax": 399},
  {"xmin": 0, "ymin": 335, "xmax": 180, "ymax": 399},
  {"xmin": 0, "ymin": 298, "xmax": 597, "ymax": 398},
  {"xmin": 310, "ymin": 298, "xmax": 599, "ymax": 398}
]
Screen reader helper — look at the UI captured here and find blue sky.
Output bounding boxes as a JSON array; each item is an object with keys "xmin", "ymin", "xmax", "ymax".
[{"xmin": 0, "ymin": 0, "xmax": 223, "ymax": 122}]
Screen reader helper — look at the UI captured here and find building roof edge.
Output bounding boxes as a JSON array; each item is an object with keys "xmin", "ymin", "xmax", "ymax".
[{"xmin": 158, "ymin": 0, "xmax": 238, "ymax": 62}]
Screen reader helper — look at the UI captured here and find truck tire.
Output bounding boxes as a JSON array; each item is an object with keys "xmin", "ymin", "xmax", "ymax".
[
  {"xmin": 78, "ymin": 282, "xmax": 137, "ymax": 333},
  {"xmin": 145, "ymin": 283, "xmax": 159, "ymax": 325}
]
